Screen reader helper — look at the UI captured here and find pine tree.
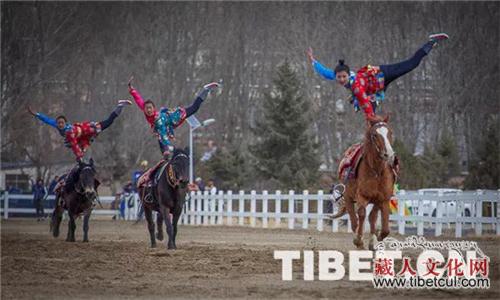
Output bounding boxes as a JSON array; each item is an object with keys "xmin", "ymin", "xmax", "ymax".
[
  {"xmin": 465, "ymin": 124, "xmax": 500, "ymax": 189},
  {"xmin": 250, "ymin": 61, "xmax": 320, "ymax": 190},
  {"xmin": 203, "ymin": 146, "xmax": 249, "ymax": 191}
]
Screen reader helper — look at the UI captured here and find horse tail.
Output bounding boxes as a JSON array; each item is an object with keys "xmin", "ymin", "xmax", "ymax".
[{"xmin": 327, "ymin": 204, "xmax": 347, "ymax": 219}]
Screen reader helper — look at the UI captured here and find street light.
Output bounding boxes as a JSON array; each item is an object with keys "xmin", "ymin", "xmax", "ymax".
[{"xmin": 186, "ymin": 116, "xmax": 216, "ymax": 184}]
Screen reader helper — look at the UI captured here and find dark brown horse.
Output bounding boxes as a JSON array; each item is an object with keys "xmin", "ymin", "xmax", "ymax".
[
  {"xmin": 139, "ymin": 149, "xmax": 189, "ymax": 249},
  {"xmin": 331, "ymin": 115, "xmax": 397, "ymax": 250},
  {"xmin": 50, "ymin": 159, "xmax": 98, "ymax": 242}
]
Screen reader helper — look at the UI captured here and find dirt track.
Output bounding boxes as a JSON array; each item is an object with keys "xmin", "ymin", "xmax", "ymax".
[{"xmin": 1, "ymin": 219, "xmax": 499, "ymax": 299}]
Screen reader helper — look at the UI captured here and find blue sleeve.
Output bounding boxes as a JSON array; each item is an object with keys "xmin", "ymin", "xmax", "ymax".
[
  {"xmin": 312, "ymin": 60, "xmax": 336, "ymax": 81},
  {"xmin": 36, "ymin": 112, "xmax": 58, "ymax": 128}
]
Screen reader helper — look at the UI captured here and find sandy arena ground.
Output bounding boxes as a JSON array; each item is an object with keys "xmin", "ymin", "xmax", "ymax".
[{"xmin": 1, "ymin": 218, "xmax": 499, "ymax": 299}]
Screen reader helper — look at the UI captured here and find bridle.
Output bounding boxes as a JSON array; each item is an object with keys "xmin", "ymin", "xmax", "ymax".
[
  {"xmin": 369, "ymin": 122, "xmax": 389, "ymax": 160},
  {"xmin": 75, "ymin": 166, "xmax": 95, "ymax": 196},
  {"xmin": 166, "ymin": 153, "xmax": 189, "ymax": 188}
]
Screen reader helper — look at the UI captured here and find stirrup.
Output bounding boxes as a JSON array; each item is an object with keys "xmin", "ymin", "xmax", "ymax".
[{"xmin": 332, "ymin": 184, "xmax": 345, "ymax": 203}]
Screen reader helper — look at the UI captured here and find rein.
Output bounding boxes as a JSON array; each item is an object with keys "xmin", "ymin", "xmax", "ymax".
[
  {"xmin": 165, "ymin": 153, "xmax": 189, "ymax": 188},
  {"xmin": 367, "ymin": 122, "xmax": 389, "ymax": 177}
]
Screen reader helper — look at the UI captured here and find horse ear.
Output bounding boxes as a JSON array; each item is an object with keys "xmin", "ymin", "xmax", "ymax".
[
  {"xmin": 383, "ymin": 114, "xmax": 390, "ymax": 123},
  {"xmin": 89, "ymin": 158, "xmax": 94, "ymax": 166},
  {"xmin": 366, "ymin": 114, "xmax": 378, "ymax": 126}
]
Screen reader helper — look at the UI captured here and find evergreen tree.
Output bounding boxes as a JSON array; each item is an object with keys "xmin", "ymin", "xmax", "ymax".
[
  {"xmin": 465, "ymin": 124, "xmax": 500, "ymax": 189},
  {"xmin": 203, "ymin": 145, "xmax": 250, "ymax": 191},
  {"xmin": 250, "ymin": 61, "xmax": 320, "ymax": 190}
]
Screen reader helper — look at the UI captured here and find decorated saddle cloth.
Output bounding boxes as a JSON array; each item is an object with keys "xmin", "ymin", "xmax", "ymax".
[
  {"xmin": 137, "ymin": 159, "xmax": 168, "ymax": 188},
  {"xmin": 337, "ymin": 143, "xmax": 363, "ymax": 182}
]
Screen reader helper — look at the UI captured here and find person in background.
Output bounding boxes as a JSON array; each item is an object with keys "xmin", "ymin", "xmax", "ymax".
[
  {"xmin": 48, "ymin": 175, "xmax": 59, "ymax": 195},
  {"xmin": 32, "ymin": 178, "xmax": 48, "ymax": 221},
  {"xmin": 206, "ymin": 179, "xmax": 217, "ymax": 194},
  {"xmin": 195, "ymin": 177, "xmax": 205, "ymax": 192}
]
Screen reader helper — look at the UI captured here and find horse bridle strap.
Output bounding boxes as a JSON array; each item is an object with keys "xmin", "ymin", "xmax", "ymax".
[{"xmin": 370, "ymin": 122, "xmax": 387, "ymax": 159}]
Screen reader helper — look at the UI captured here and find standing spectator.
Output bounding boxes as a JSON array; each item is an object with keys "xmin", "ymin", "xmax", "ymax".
[
  {"xmin": 48, "ymin": 175, "xmax": 59, "ymax": 195},
  {"xmin": 195, "ymin": 177, "xmax": 205, "ymax": 192},
  {"xmin": 206, "ymin": 179, "xmax": 217, "ymax": 194},
  {"xmin": 32, "ymin": 178, "xmax": 48, "ymax": 221}
]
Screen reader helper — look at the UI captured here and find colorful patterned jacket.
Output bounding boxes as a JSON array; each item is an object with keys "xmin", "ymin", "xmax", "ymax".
[
  {"xmin": 129, "ymin": 88, "xmax": 187, "ymax": 147},
  {"xmin": 312, "ymin": 60, "xmax": 385, "ymax": 118}
]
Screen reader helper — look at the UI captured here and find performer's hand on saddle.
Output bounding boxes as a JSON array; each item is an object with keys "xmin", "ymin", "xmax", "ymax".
[
  {"xmin": 128, "ymin": 75, "xmax": 134, "ymax": 91},
  {"xmin": 306, "ymin": 47, "xmax": 315, "ymax": 64},
  {"xmin": 27, "ymin": 106, "xmax": 36, "ymax": 116}
]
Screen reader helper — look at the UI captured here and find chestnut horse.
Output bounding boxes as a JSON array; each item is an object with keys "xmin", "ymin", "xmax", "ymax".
[{"xmin": 331, "ymin": 115, "xmax": 397, "ymax": 250}]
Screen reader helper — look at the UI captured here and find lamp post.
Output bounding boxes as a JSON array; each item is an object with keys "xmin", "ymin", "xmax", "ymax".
[{"xmin": 186, "ymin": 116, "xmax": 215, "ymax": 184}]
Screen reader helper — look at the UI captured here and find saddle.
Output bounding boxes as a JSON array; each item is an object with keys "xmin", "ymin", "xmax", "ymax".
[
  {"xmin": 337, "ymin": 143, "xmax": 401, "ymax": 183},
  {"xmin": 337, "ymin": 143, "xmax": 363, "ymax": 182},
  {"xmin": 137, "ymin": 159, "xmax": 169, "ymax": 204}
]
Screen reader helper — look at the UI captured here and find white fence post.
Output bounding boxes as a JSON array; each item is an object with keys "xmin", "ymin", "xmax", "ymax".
[
  {"xmin": 217, "ymin": 190, "xmax": 224, "ymax": 225},
  {"xmin": 203, "ymin": 191, "xmax": 209, "ymax": 225},
  {"xmin": 455, "ymin": 197, "xmax": 463, "ymax": 238},
  {"xmin": 288, "ymin": 190, "xmax": 295, "ymax": 229},
  {"xmin": 275, "ymin": 190, "xmax": 281, "ymax": 228},
  {"xmin": 417, "ymin": 197, "xmax": 424, "ymax": 236},
  {"xmin": 250, "ymin": 190, "xmax": 256, "ymax": 227},
  {"xmin": 189, "ymin": 192, "xmax": 195, "ymax": 225},
  {"xmin": 227, "ymin": 191, "xmax": 233, "ymax": 226},
  {"xmin": 302, "ymin": 190, "xmax": 309, "ymax": 229},
  {"xmin": 238, "ymin": 190, "xmax": 244, "ymax": 226},
  {"xmin": 475, "ymin": 190, "xmax": 483, "ymax": 236},
  {"xmin": 196, "ymin": 191, "xmax": 202, "ymax": 225},
  {"xmin": 262, "ymin": 190, "xmax": 268, "ymax": 228},
  {"xmin": 497, "ymin": 189, "xmax": 500, "ymax": 236},
  {"xmin": 210, "ymin": 190, "xmax": 217, "ymax": 225},
  {"xmin": 398, "ymin": 196, "xmax": 405, "ymax": 235},
  {"xmin": 435, "ymin": 199, "xmax": 443, "ymax": 237},
  {"xmin": 317, "ymin": 190, "xmax": 323, "ymax": 232},
  {"xmin": 3, "ymin": 192, "xmax": 9, "ymax": 219}
]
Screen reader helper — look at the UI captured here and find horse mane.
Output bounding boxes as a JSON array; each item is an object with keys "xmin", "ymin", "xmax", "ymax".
[{"xmin": 172, "ymin": 148, "xmax": 189, "ymax": 158}]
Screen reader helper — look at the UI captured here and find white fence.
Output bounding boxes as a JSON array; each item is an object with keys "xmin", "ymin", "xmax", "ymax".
[
  {"xmin": 2, "ymin": 190, "xmax": 499, "ymax": 238},
  {"xmin": 181, "ymin": 190, "xmax": 499, "ymax": 238},
  {"xmin": 0, "ymin": 193, "xmax": 139, "ymax": 220}
]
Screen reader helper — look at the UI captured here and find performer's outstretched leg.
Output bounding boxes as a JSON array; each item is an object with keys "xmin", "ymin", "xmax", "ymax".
[{"xmin": 381, "ymin": 33, "xmax": 448, "ymax": 88}]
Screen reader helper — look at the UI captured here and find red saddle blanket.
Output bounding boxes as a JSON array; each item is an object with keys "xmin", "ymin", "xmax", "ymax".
[
  {"xmin": 137, "ymin": 160, "xmax": 166, "ymax": 188},
  {"xmin": 337, "ymin": 143, "xmax": 363, "ymax": 182}
]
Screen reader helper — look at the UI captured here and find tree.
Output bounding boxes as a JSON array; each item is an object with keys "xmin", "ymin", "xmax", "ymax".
[
  {"xmin": 202, "ymin": 145, "xmax": 250, "ymax": 191},
  {"xmin": 464, "ymin": 124, "xmax": 500, "ymax": 189},
  {"xmin": 250, "ymin": 61, "xmax": 320, "ymax": 190}
]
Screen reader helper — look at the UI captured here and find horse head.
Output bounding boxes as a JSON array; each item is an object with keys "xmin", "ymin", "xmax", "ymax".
[
  {"xmin": 366, "ymin": 115, "xmax": 395, "ymax": 165},
  {"xmin": 167, "ymin": 149, "xmax": 190, "ymax": 189},
  {"xmin": 76, "ymin": 158, "xmax": 97, "ymax": 199}
]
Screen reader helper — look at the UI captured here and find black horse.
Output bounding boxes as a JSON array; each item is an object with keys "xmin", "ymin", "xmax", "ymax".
[
  {"xmin": 50, "ymin": 159, "xmax": 99, "ymax": 242},
  {"xmin": 140, "ymin": 149, "xmax": 189, "ymax": 249}
]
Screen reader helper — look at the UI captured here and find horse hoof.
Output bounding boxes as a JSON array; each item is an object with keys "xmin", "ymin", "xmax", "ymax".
[
  {"xmin": 353, "ymin": 237, "xmax": 364, "ymax": 249},
  {"xmin": 83, "ymin": 239, "xmax": 89, "ymax": 243},
  {"xmin": 156, "ymin": 233, "xmax": 164, "ymax": 241},
  {"xmin": 151, "ymin": 243, "xmax": 157, "ymax": 248},
  {"xmin": 368, "ymin": 234, "xmax": 377, "ymax": 251}
]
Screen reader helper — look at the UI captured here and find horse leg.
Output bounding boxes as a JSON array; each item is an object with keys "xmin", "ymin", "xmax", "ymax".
[
  {"xmin": 368, "ymin": 205, "xmax": 380, "ymax": 250},
  {"xmin": 66, "ymin": 214, "xmax": 76, "ymax": 242},
  {"xmin": 378, "ymin": 201, "xmax": 391, "ymax": 241},
  {"xmin": 354, "ymin": 203, "xmax": 367, "ymax": 249},
  {"xmin": 172, "ymin": 212, "xmax": 181, "ymax": 249},
  {"xmin": 82, "ymin": 212, "xmax": 91, "ymax": 242},
  {"xmin": 51, "ymin": 203, "xmax": 64, "ymax": 238},
  {"xmin": 345, "ymin": 199, "xmax": 358, "ymax": 232},
  {"xmin": 144, "ymin": 207, "xmax": 156, "ymax": 248},
  {"xmin": 156, "ymin": 213, "xmax": 164, "ymax": 241},
  {"xmin": 160, "ymin": 205, "xmax": 175, "ymax": 250}
]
